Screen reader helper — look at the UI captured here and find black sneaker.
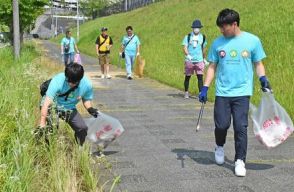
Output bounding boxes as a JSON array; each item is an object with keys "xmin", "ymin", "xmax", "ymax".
[{"xmin": 127, "ymin": 76, "xmax": 133, "ymax": 80}]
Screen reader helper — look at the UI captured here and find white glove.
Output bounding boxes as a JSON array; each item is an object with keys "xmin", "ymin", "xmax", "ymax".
[
  {"xmin": 119, "ymin": 52, "xmax": 122, "ymax": 57},
  {"xmin": 204, "ymin": 59, "xmax": 209, "ymax": 66},
  {"xmin": 136, "ymin": 52, "xmax": 140, "ymax": 56},
  {"xmin": 186, "ymin": 54, "xmax": 192, "ymax": 61}
]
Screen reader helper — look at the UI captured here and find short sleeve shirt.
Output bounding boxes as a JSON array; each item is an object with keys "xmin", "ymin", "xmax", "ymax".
[
  {"xmin": 61, "ymin": 37, "xmax": 76, "ymax": 54},
  {"xmin": 182, "ymin": 32, "xmax": 207, "ymax": 62},
  {"xmin": 121, "ymin": 35, "xmax": 141, "ymax": 56},
  {"xmin": 208, "ymin": 32, "xmax": 266, "ymax": 97},
  {"xmin": 46, "ymin": 73, "xmax": 93, "ymax": 110}
]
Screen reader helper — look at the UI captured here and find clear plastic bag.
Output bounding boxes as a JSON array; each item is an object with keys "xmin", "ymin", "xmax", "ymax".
[
  {"xmin": 85, "ymin": 112, "xmax": 124, "ymax": 148},
  {"xmin": 250, "ymin": 92, "xmax": 294, "ymax": 148}
]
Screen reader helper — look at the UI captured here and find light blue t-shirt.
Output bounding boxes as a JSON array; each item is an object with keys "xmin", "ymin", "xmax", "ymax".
[
  {"xmin": 121, "ymin": 35, "xmax": 141, "ymax": 56},
  {"xmin": 46, "ymin": 73, "xmax": 93, "ymax": 110},
  {"xmin": 61, "ymin": 37, "xmax": 76, "ymax": 54},
  {"xmin": 182, "ymin": 32, "xmax": 207, "ymax": 62},
  {"xmin": 208, "ymin": 31, "xmax": 266, "ymax": 97}
]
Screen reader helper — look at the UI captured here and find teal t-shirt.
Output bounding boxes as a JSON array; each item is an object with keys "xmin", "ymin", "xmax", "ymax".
[
  {"xmin": 121, "ymin": 35, "xmax": 141, "ymax": 56},
  {"xmin": 182, "ymin": 32, "xmax": 207, "ymax": 62},
  {"xmin": 208, "ymin": 31, "xmax": 266, "ymax": 97},
  {"xmin": 61, "ymin": 37, "xmax": 76, "ymax": 54},
  {"xmin": 46, "ymin": 73, "xmax": 93, "ymax": 110}
]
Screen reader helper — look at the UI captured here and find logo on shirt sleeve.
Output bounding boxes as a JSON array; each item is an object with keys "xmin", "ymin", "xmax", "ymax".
[{"xmin": 219, "ymin": 50, "xmax": 226, "ymax": 58}]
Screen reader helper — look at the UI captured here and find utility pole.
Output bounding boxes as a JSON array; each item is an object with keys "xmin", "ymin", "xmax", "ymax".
[
  {"xmin": 13, "ymin": 0, "xmax": 20, "ymax": 59},
  {"xmin": 77, "ymin": 0, "xmax": 79, "ymax": 41},
  {"xmin": 124, "ymin": 0, "xmax": 128, "ymax": 11}
]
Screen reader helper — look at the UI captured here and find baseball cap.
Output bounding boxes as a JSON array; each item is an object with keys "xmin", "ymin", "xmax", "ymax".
[{"xmin": 101, "ymin": 27, "xmax": 108, "ymax": 31}]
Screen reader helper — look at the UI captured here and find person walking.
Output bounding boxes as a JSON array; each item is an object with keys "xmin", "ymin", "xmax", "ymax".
[
  {"xmin": 198, "ymin": 8, "xmax": 272, "ymax": 177},
  {"xmin": 95, "ymin": 27, "xmax": 113, "ymax": 79},
  {"xmin": 37, "ymin": 63, "xmax": 98, "ymax": 146},
  {"xmin": 61, "ymin": 30, "xmax": 79, "ymax": 65},
  {"xmin": 119, "ymin": 26, "xmax": 141, "ymax": 80},
  {"xmin": 182, "ymin": 19, "xmax": 207, "ymax": 99}
]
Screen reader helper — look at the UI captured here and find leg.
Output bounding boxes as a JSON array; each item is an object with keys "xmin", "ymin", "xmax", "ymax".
[
  {"xmin": 67, "ymin": 109, "xmax": 88, "ymax": 146},
  {"xmin": 214, "ymin": 96, "xmax": 232, "ymax": 146},
  {"xmin": 196, "ymin": 61, "xmax": 205, "ymax": 93},
  {"xmin": 64, "ymin": 54, "xmax": 69, "ymax": 65},
  {"xmin": 184, "ymin": 61, "xmax": 193, "ymax": 96},
  {"xmin": 231, "ymin": 96, "xmax": 250, "ymax": 162},
  {"xmin": 105, "ymin": 54, "xmax": 111, "ymax": 78},
  {"xmin": 125, "ymin": 54, "xmax": 132, "ymax": 77},
  {"xmin": 197, "ymin": 74, "xmax": 203, "ymax": 93},
  {"xmin": 69, "ymin": 53, "xmax": 75, "ymax": 65},
  {"xmin": 184, "ymin": 75, "xmax": 191, "ymax": 92},
  {"xmin": 130, "ymin": 55, "xmax": 136, "ymax": 76},
  {"xmin": 99, "ymin": 54, "xmax": 105, "ymax": 77}
]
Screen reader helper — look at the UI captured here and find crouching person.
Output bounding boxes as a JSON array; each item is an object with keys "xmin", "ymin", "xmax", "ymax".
[{"xmin": 37, "ymin": 63, "xmax": 98, "ymax": 146}]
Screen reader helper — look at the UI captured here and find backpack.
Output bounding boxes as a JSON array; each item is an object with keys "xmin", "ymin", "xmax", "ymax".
[
  {"xmin": 40, "ymin": 79, "xmax": 79, "ymax": 101},
  {"xmin": 40, "ymin": 79, "xmax": 52, "ymax": 96},
  {"xmin": 187, "ymin": 33, "xmax": 206, "ymax": 49}
]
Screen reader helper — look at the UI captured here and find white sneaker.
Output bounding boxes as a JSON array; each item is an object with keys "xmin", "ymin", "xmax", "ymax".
[
  {"xmin": 235, "ymin": 159, "xmax": 246, "ymax": 177},
  {"xmin": 215, "ymin": 146, "xmax": 225, "ymax": 165},
  {"xmin": 184, "ymin": 92, "xmax": 189, "ymax": 99},
  {"xmin": 101, "ymin": 74, "xmax": 105, "ymax": 79},
  {"xmin": 106, "ymin": 75, "xmax": 112, "ymax": 79}
]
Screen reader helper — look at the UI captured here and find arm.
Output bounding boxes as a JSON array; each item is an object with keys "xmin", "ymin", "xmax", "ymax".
[
  {"xmin": 255, "ymin": 61, "xmax": 266, "ymax": 77},
  {"xmin": 83, "ymin": 100, "xmax": 93, "ymax": 110},
  {"xmin": 136, "ymin": 45, "xmax": 140, "ymax": 55},
  {"xmin": 203, "ymin": 63, "xmax": 216, "ymax": 87},
  {"xmin": 83, "ymin": 99, "xmax": 99, "ymax": 117},
  {"xmin": 39, "ymin": 96, "xmax": 53, "ymax": 127},
  {"xmin": 202, "ymin": 47, "xmax": 207, "ymax": 59},
  {"xmin": 96, "ymin": 44, "xmax": 99, "ymax": 56},
  {"xmin": 60, "ymin": 43, "xmax": 64, "ymax": 55},
  {"xmin": 183, "ymin": 45, "xmax": 189, "ymax": 56},
  {"xmin": 74, "ymin": 42, "xmax": 79, "ymax": 53}
]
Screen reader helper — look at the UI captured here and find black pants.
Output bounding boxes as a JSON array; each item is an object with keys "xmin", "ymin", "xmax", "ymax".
[
  {"xmin": 214, "ymin": 96, "xmax": 250, "ymax": 162},
  {"xmin": 184, "ymin": 75, "xmax": 203, "ymax": 92},
  {"xmin": 65, "ymin": 109, "xmax": 88, "ymax": 146}
]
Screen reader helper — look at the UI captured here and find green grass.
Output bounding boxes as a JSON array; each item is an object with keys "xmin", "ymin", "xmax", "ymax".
[
  {"xmin": 55, "ymin": 0, "xmax": 294, "ymax": 118},
  {"xmin": 0, "ymin": 43, "xmax": 109, "ymax": 191}
]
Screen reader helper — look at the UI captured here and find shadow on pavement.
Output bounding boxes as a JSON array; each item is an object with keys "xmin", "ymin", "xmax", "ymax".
[
  {"xmin": 167, "ymin": 93, "xmax": 198, "ymax": 99},
  {"xmin": 171, "ymin": 148, "xmax": 274, "ymax": 171}
]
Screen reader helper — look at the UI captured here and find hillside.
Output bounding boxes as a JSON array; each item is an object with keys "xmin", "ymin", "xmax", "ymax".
[{"xmin": 59, "ymin": 0, "xmax": 294, "ymax": 117}]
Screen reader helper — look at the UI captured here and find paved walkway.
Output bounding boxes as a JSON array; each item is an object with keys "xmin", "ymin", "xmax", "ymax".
[{"xmin": 42, "ymin": 41, "xmax": 294, "ymax": 192}]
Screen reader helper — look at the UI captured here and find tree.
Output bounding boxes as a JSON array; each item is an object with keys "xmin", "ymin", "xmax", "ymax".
[
  {"xmin": 0, "ymin": 0, "xmax": 49, "ymax": 43},
  {"xmin": 80, "ymin": 0, "xmax": 110, "ymax": 19}
]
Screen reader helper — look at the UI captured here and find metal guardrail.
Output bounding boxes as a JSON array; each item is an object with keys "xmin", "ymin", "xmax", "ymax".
[{"xmin": 99, "ymin": 0, "xmax": 163, "ymax": 17}]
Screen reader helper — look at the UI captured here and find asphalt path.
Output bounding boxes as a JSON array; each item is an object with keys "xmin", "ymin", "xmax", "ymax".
[{"xmin": 41, "ymin": 40, "xmax": 294, "ymax": 192}]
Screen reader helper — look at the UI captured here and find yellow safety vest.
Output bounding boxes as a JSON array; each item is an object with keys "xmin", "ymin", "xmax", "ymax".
[{"xmin": 98, "ymin": 35, "xmax": 110, "ymax": 52}]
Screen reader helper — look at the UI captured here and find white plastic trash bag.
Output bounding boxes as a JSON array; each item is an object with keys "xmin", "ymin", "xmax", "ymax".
[
  {"xmin": 85, "ymin": 112, "xmax": 124, "ymax": 148},
  {"xmin": 250, "ymin": 92, "xmax": 294, "ymax": 148}
]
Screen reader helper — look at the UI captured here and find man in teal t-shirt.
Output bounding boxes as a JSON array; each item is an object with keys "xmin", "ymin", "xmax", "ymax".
[
  {"xmin": 37, "ymin": 64, "xmax": 98, "ymax": 146},
  {"xmin": 61, "ymin": 30, "xmax": 79, "ymax": 65},
  {"xmin": 182, "ymin": 19, "xmax": 207, "ymax": 99},
  {"xmin": 119, "ymin": 26, "xmax": 141, "ymax": 80},
  {"xmin": 198, "ymin": 9, "xmax": 272, "ymax": 177}
]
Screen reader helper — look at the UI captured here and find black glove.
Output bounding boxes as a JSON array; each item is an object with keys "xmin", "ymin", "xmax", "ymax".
[
  {"xmin": 87, "ymin": 107, "xmax": 98, "ymax": 118},
  {"xmin": 259, "ymin": 76, "xmax": 272, "ymax": 93}
]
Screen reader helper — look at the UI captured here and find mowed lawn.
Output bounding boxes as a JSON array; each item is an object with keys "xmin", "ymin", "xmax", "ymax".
[{"xmin": 55, "ymin": 0, "xmax": 294, "ymax": 118}]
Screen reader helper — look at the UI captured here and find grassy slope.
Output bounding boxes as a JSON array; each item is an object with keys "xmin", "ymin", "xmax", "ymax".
[{"xmin": 58, "ymin": 0, "xmax": 294, "ymax": 118}]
